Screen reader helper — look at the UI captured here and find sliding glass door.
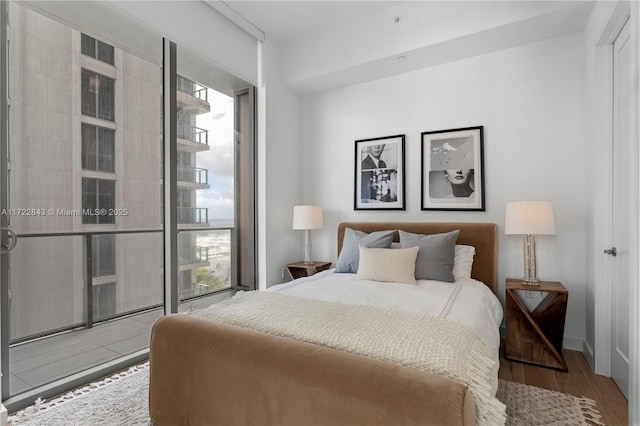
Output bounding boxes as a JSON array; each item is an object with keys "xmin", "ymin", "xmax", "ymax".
[
  {"xmin": 0, "ymin": 0, "xmax": 257, "ymax": 412},
  {"xmin": 0, "ymin": 2, "xmax": 164, "ymax": 404},
  {"xmin": 174, "ymin": 49, "xmax": 256, "ymax": 310}
]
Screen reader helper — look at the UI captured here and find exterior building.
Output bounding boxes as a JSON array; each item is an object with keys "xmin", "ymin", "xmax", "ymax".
[
  {"xmin": 7, "ymin": 3, "xmax": 212, "ymax": 340},
  {"xmin": 175, "ymin": 75, "xmax": 213, "ymax": 300}
]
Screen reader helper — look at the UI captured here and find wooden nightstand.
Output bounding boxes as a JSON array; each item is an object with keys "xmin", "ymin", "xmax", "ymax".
[
  {"xmin": 505, "ymin": 278, "xmax": 568, "ymax": 371},
  {"xmin": 286, "ymin": 261, "xmax": 332, "ymax": 280}
]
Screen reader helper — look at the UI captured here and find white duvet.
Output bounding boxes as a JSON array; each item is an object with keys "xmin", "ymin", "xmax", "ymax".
[{"xmin": 268, "ymin": 269, "xmax": 503, "ymax": 352}]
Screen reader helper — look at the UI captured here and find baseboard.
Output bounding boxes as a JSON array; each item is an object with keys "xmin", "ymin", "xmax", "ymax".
[
  {"xmin": 562, "ymin": 335, "xmax": 584, "ymax": 352},
  {"xmin": 582, "ymin": 340, "xmax": 595, "ymax": 370}
]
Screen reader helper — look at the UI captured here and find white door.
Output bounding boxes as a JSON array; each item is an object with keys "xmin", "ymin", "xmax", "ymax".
[{"xmin": 611, "ymin": 17, "xmax": 632, "ymax": 399}]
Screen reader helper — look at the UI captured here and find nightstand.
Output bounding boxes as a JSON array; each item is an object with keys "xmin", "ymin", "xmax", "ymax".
[
  {"xmin": 286, "ymin": 261, "xmax": 331, "ymax": 280},
  {"xmin": 505, "ymin": 278, "xmax": 568, "ymax": 371}
]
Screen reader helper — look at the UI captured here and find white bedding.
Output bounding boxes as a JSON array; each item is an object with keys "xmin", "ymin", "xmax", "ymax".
[{"xmin": 268, "ymin": 269, "xmax": 503, "ymax": 352}]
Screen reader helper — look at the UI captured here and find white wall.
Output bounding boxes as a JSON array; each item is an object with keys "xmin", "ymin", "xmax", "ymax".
[
  {"xmin": 259, "ymin": 39, "xmax": 304, "ymax": 288},
  {"xmin": 301, "ymin": 32, "xmax": 587, "ymax": 349}
]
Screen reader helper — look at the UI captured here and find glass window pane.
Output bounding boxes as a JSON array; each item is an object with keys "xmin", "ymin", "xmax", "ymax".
[
  {"xmin": 7, "ymin": 2, "xmax": 164, "ymax": 399},
  {"xmin": 98, "ymin": 127, "xmax": 115, "ymax": 172},
  {"xmin": 81, "ymin": 124, "xmax": 97, "ymax": 170},
  {"xmin": 81, "ymin": 33, "xmax": 95, "ymax": 58},
  {"xmin": 93, "ymin": 282, "xmax": 116, "ymax": 321},
  {"xmin": 97, "ymin": 40, "xmax": 114, "ymax": 65},
  {"xmin": 98, "ymin": 74, "xmax": 115, "ymax": 121},
  {"xmin": 81, "ymin": 69, "xmax": 97, "ymax": 118},
  {"xmin": 9, "ymin": 236, "xmax": 85, "ymax": 340},
  {"xmin": 82, "ymin": 178, "xmax": 97, "ymax": 224},
  {"xmin": 97, "ymin": 179, "xmax": 115, "ymax": 224},
  {"xmin": 93, "ymin": 234, "xmax": 116, "ymax": 277},
  {"xmin": 178, "ymin": 230, "xmax": 231, "ymax": 300}
]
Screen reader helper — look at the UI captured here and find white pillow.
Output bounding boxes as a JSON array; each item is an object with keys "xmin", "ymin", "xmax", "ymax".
[
  {"xmin": 356, "ymin": 245, "xmax": 419, "ymax": 285},
  {"xmin": 453, "ymin": 245, "xmax": 475, "ymax": 281}
]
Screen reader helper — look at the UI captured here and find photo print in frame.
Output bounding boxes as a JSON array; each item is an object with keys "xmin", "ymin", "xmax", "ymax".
[
  {"xmin": 421, "ymin": 126, "xmax": 485, "ymax": 211},
  {"xmin": 354, "ymin": 134, "xmax": 405, "ymax": 210}
]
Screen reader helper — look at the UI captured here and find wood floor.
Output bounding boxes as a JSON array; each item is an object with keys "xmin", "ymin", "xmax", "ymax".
[{"xmin": 499, "ymin": 341, "xmax": 629, "ymax": 425}]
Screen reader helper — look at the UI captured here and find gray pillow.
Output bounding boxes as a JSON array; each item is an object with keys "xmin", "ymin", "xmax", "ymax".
[
  {"xmin": 399, "ymin": 229, "xmax": 459, "ymax": 282},
  {"xmin": 335, "ymin": 228, "xmax": 395, "ymax": 273}
]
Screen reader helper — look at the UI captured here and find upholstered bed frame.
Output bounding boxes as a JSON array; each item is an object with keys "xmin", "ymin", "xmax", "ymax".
[{"xmin": 148, "ymin": 222, "xmax": 497, "ymax": 426}]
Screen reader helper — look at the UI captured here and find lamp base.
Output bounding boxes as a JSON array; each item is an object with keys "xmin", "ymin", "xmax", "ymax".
[
  {"xmin": 520, "ymin": 277, "xmax": 539, "ymax": 286},
  {"xmin": 522, "ymin": 234, "xmax": 540, "ymax": 285},
  {"xmin": 302, "ymin": 229, "xmax": 313, "ymax": 265}
]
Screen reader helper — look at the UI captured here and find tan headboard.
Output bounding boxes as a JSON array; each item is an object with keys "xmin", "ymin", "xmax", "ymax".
[{"xmin": 337, "ymin": 222, "xmax": 498, "ymax": 295}]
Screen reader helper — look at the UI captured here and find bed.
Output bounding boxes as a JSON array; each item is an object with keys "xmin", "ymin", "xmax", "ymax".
[{"xmin": 149, "ymin": 222, "xmax": 505, "ymax": 426}]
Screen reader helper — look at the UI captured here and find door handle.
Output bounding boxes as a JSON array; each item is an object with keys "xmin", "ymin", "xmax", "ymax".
[
  {"xmin": 1, "ymin": 227, "xmax": 17, "ymax": 254},
  {"xmin": 604, "ymin": 247, "xmax": 617, "ymax": 256}
]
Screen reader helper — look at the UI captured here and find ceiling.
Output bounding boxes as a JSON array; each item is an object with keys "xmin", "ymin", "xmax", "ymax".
[
  {"xmin": 224, "ymin": 1, "xmax": 401, "ymax": 44},
  {"xmin": 220, "ymin": 1, "xmax": 594, "ymax": 93}
]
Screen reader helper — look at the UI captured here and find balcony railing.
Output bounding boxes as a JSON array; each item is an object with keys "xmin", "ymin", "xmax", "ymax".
[
  {"xmin": 7, "ymin": 227, "xmax": 234, "ymax": 401},
  {"xmin": 177, "ymin": 75, "xmax": 208, "ymax": 102},
  {"xmin": 178, "ymin": 207, "xmax": 208, "ymax": 225},
  {"xmin": 9, "ymin": 227, "xmax": 233, "ymax": 345},
  {"xmin": 178, "ymin": 165, "xmax": 208, "ymax": 185},
  {"xmin": 178, "ymin": 122, "xmax": 209, "ymax": 146},
  {"xmin": 179, "ymin": 246, "xmax": 210, "ymax": 266},
  {"xmin": 8, "ymin": 230, "xmax": 163, "ymax": 344}
]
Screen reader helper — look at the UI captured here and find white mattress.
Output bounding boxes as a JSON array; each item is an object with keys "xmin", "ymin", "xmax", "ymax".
[{"xmin": 268, "ymin": 269, "xmax": 503, "ymax": 351}]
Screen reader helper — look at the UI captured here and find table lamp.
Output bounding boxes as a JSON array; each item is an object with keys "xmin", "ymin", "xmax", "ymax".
[
  {"xmin": 292, "ymin": 205, "xmax": 323, "ymax": 264},
  {"xmin": 505, "ymin": 201, "xmax": 556, "ymax": 285}
]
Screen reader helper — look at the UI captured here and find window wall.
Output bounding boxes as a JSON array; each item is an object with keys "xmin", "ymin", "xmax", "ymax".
[{"xmin": 1, "ymin": 0, "xmax": 256, "ymax": 412}]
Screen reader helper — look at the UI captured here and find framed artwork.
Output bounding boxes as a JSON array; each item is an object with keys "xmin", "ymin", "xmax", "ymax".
[
  {"xmin": 421, "ymin": 126, "xmax": 485, "ymax": 211},
  {"xmin": 354, "ymin": 134, "xmax": 405, "ymax": 210}
]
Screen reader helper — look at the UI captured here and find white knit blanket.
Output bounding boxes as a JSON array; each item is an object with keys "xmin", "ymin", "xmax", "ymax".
[{"xmin": 190, "ymin": 291, "xmax": 506, "ymax": 425}]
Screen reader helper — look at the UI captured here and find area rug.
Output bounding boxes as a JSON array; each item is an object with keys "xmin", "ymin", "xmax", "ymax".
[
  {"xmin": 496, "ymin": 380, "xmax": 604, "ymax": 426},
  {"xmin": 8, "ymin": 364, "xmax": 603, "ymax": 426}
]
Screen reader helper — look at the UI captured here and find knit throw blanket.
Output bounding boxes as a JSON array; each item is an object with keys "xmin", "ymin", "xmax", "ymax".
[{"xmin": 190, "ymin": 291, "xmax": 507, "ymax": 425}]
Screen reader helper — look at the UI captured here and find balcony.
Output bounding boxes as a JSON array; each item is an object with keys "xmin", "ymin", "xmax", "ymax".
[
  {"xmin": 177, "ymin": 165, "xmax": 209, "ymax": 189},
  {"xmin": 178, "ymin": 207, "xmax": 209, "ymax": 228},
  {"xmin": 7, "ymin": 228, "xmax": 233, "ymax": 402},
  {"xmin": 177, "ymin": 123, "xmax": 210, "ymax": 152},
  {"xmin": 176, "ymin": 75, "xmax": 210, "ymax": 114},
  {"xmin": 179, "ymin": 246, "xmax": 210, "ymax": 270}
]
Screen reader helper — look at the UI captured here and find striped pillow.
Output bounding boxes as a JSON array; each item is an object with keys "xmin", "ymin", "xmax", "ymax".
[{"xmin": 356, "ymin": 245, "xmax": 419, "ymax": 284}]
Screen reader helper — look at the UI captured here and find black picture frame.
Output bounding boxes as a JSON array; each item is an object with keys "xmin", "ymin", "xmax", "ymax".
[
  {"xmin": 354, "ymin": 134, "xmax": 405, "ymax": 210},
  {"xmin": 421, "ymin": 126, "xmax": 485, "ymax": 211}
]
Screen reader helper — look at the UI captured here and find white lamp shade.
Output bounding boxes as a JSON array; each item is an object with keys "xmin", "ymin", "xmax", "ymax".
[
  {"xmin": 505, "ymin": 201, "xmax": 556, "ymax": 235},
  {"xmin": 292, "ymin": 205, "xmax": 324, "ymax": 230}
]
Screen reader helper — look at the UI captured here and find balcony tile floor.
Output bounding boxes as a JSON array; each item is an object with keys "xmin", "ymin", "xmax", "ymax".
[
  {"xmin": 9, "ymin": 309, "xmax": 163, "ymax": 396},
  {"xmin": 8, "ymin": 290, "xmax": 232, "ymax": 397}
]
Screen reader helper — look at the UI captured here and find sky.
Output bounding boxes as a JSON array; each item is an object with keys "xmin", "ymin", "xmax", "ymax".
[{"xmin": 196, "ymin": 90, "xmax": 234, "ymax": 222}]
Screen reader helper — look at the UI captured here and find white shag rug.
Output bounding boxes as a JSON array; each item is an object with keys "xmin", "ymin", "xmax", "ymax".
[
  {"xmin": 8, "ymin": 363, "xmax": 151, "ymax": 426},
  {"xmin": 8, "ymin": 363, "xmax": 603, "ymax": 426}
]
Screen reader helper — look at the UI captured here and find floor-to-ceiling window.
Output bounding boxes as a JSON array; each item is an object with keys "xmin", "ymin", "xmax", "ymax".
[{"xmin": 0, "ymin": 0, "xmax": 256, "ymax": 412}]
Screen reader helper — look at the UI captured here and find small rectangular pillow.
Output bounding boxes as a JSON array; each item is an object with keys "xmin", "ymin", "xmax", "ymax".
[
  {"xmin": 356, "ymin": 245, "xmax": 419, "ymax": 284},
  {"xmin": 453, "ymin": 245, "xmax": 476, "ymax": 281},
  {"xmin": 399, "ymin": 229, "xmax": 459, "ymax": 282},
  {"xmin": 335, "ymin": 228, "xmax": 396, "ymax": 273}
]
